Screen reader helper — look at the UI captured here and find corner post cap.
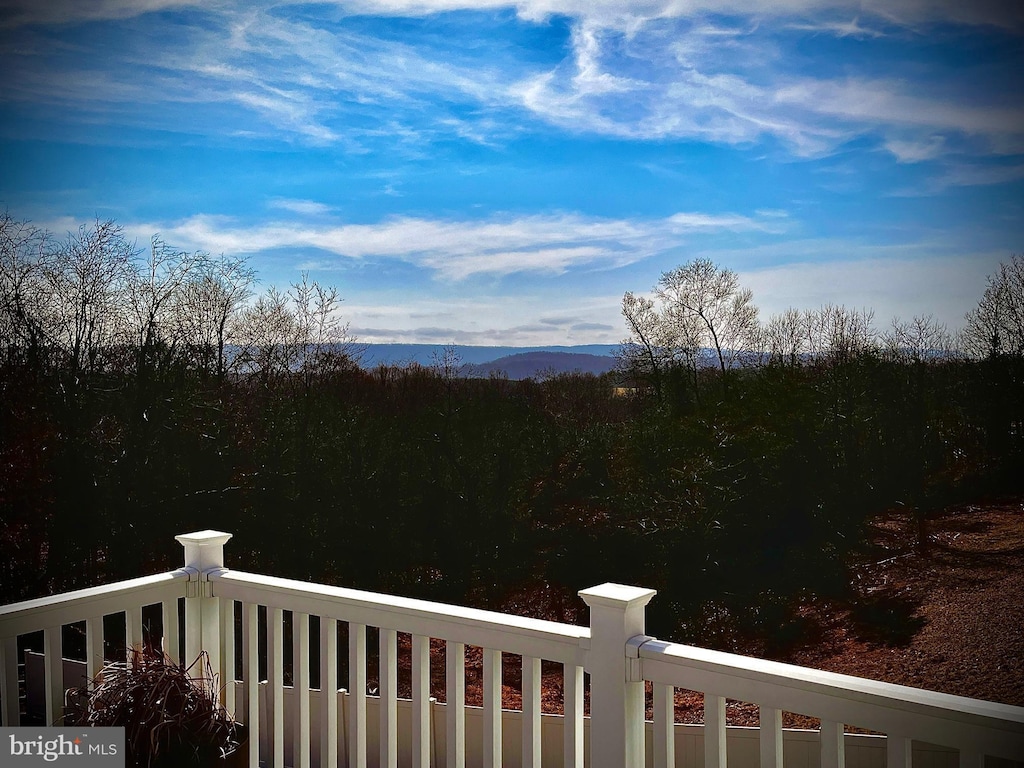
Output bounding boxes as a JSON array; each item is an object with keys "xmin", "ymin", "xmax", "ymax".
[
  {"xmin": 175, "ymin": 530, "xmax": 233, "ymax": 571},
  {"xmin": 578, "ymin": 583, "xmax": 657, "ymax": 609}
]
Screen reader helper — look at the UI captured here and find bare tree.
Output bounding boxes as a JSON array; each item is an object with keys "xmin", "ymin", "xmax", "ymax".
[
  {"xmin": 126, "ymin": 237, "xmax": 204, "ymax": 375},
  {"xmin": 235, "ymin": 273, "xmax": 354, "ymax": 385},
  {"xmin": 761, "ymin": 307, "xmax": 812, "ymax": 367},
  {"xmin": 431, "ymin": 342, "xmax": 462, "ymax": 382},
  {"xmin": 289, "ymin": 271, "xmax": 357, "ymax": 387},
  {"xmin": 0, "ymin": 213, "xmax": 51, "ymax": 363},
  {"xmin": 655, "ymin": 258, "xmax": 760, "ymax": 377},
  {"xmin": 44, "ymin": 219, "xmax": 137, "ymax": 376},
  {"xmin": 805, "ymin": 304, "xmax": 877, "ymax": 363},
  {"xmin": 431, "ymin": 343, "xmax": 463, "ymax": 426},
  {"xmin": 236, "ymin": 286, "xmax": 300, "ymax": 383},
  {"xmin": 962, "ymin": 254, "xmax": 1024, "ymax": 358},
  {"xmin": 174, "ymin": 253, "xmax": 256, "ymax": 380},
  {"xmin": 618, "ymin": 290, "xmax": 702, "ymax": 397},
  {"xmin": 883, "ymin": 314, "xmax": 955, "ymax": 363}
]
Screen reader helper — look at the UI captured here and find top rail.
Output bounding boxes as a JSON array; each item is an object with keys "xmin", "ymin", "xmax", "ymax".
[
  {"xmin": 0, "ymin": 570, "xmax": 190, "ymax": 639},
  {"xmin": 210, "ymin": 568, "xmax": 591, "ymax": 665},
  {"xmin": 638, "ymin": 638, "xmax": 1024, "ymax": 762}
]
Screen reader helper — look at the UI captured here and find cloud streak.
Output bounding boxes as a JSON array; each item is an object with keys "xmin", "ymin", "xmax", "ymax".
[
  {"xmin": 5, "ymin": 0, "xmax": 1023, "ymax": 29},
  {"xmin": 148, "ymin": 209, "xmax": 784, "ymax": 280},
  {"xmin": 513, "ymin": 16, "xmax": 1024, "ymax": 158},
  {"xmin": 3, "ymin": 0, "xmax": 1020, "ymax": 160}
]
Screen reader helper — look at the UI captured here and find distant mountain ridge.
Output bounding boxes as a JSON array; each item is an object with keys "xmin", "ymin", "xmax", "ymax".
[
  {"xmin": 353, "ymin": 343, "xmax": 740, "ymax": 378},
  {"xmin": 462, "ymin": 351, "xmax": 617, "ymax": 380},
  {"xmin": 358, "ymin": 343, "xmax": 619, "ymax": 367}
]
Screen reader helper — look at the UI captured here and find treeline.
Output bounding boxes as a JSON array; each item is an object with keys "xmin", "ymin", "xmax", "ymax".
[{"xmin": 2, "ymin": 215, "xmax": 1022, "ymax": 651}]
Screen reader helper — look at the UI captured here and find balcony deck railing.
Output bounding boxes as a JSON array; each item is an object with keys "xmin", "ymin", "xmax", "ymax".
[{"xmin": 1, "ymin": 530, "xmax": 1022, "ymax": 768}]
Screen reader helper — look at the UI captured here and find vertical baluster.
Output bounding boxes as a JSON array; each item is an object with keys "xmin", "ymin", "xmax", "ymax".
[
  {"xmin": 704, "ymin": 694, "xmax": 726, "ymax": 768},
  {"xmin": 483, "ymin": 648, "xmax": 502, "ymax": 768},
  {"xmin": 295, "ymin": 612, "xmax": 311, "ymax": 768},
  {"xmin": 446, "ymin": 641, "xmax": 466, "ymax": 768},
  {"xmin": 320, "ymin": 617, "xmax": 338, "ymax": 768},
  {"xmin": 522, "ymin": 656, "xmax": 541, "ymax": 768},
  {"xmin": 411, "ymin": 634, "xmax": 431, "ymax": 768},
  {"xmin": 162, "ymin": 599, "xmax": 179, "ymax": 665},
  {"xmin": 126, "ymin": 605, "xmax": 143, "ymax": 655},
  {"xmin": 85, "ymin": 617, "xmax": 102, "ymax": 681},
  {"xmin": 759, "ymin": 706, "xmax": 783, "ymax": 768},
  {"xmin": 887, "ymin": 735, "xmax": 913, "ymax": 768},
  {"xmin": 653, "ymin": 683, "xmax": 675, "ymax": 768},
  {"xmin": 43, "ymin": 625, "xmax": 62, "ymax": 725},
  {"xmin": 563, "ymin": 664, "xmax": 584, "ymax": 768},
  {"xmin": 349, "ymin": 622, "xmax": 367, "ymax": 768},
  {"xmin": 243, "ymin": 603, "xmax": 259, "ymax": 768},
  {"xmin": 820, "ymin": 720, "xmax": 845, "ymax": 768},
  {"xmin": 222, "ymin": 600, "xmax": 236, "ymax": 716},
  {"xmin": 1, "ymin": 635, "xmax": 19, "ymax": 726},
  {"xmin": 185, "ymin": 585, "xmax": 201, "ymax": 667},
  {"xmin": 380, "ymin": 628, "xmax": 398, "ymax": 768},
  {"xmin": 268, "ymin": 607, "xmax": 284, "ymax": 768}
]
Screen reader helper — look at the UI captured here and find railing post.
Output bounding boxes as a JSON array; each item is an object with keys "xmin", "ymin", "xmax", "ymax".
[
  {"xmin": 579, "ymin": 583, "xmax": 657, "ymax": 768},
  {"xmin": 176, "ymin": 530, "xmax": 232, "ymax": 683}
]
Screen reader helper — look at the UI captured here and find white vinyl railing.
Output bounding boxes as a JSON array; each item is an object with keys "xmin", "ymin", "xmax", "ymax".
[
  {"xmin": 0, "ymin": 569, "xmax": 190, "ymax": 727},
  {"xmin": 1, "ymin": 530, "xmax": 1023, "ymax": 768},
  {"xmin": 634, "ymin": 638, "xmax": 1024, "ymax": 768},
  {"xmin": 210, "ymin": 566, "xmax": 591, "ymax": 768}
]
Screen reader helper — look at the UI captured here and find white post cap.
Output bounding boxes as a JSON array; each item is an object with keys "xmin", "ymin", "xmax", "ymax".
[
  {"xmin": 578, "ymin": 583, "xmax": 657, "ymax": 609},
  {"xmin": 175, "ymin": 530, "xmax": 233, "ymax": 571}
]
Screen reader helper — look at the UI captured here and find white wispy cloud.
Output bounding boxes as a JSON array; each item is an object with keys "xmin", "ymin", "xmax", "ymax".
[
  {"xmin": 775, "ymin": 78, "xmax": 1024, "ymax": 150},
  {"xmin": 3, "ymin": 0, "xmax": 1020, "ymax": 160},
  {"xmin": 0, "ymin": 0, "xmax": 202, "ymax": 29},
  {"xmin": 6, "ymin": 0, "xmax": 1021, "ymax": 30},
  {"xmin": 934, "ymin": 163, "xmax": 1024, "ymax": 189},
  {"xmin": 884, "ymin": 135, "xmax": 948, "ymax": 163},
  {"xmin": 887, "ymin": 161, "xmax": 1024, "ymax": 197},
  {"xmin": 1, "ymin": 3, "xmax": 523, "ymax": 148},
  {"xmin": 332, "ymin": 1, "xmax": 1023, "ymax": 31},
  {"xmin": 512, "ymin": 16, "xmax": 1024, "ymax": 157},
  {"xmin": 784, "ymin": 17, "xmax": 886, "ymax": 38},
  {"xmin": 268, "ymin": 198, "xmax": 335, "ymax": 215},
  {"xmin": 146, "ymin": 209, "xmax": 783, "ymax": 280}
]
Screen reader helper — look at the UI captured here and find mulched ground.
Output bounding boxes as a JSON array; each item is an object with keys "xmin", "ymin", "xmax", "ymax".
[
  {"xmin": 788, "ymin": 500, "xmax": 1024, "ymax": 709},
  {"xmin": 380, "ymin": 500, "xmax": 1024, "ymax": 730}
]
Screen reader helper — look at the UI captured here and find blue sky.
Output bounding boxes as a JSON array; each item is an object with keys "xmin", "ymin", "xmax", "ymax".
[{"xmin": 1, "ymin": 0, "xmax": 1022, "ymax": 345}]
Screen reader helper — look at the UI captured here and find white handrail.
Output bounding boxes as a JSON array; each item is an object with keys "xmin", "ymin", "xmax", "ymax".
[
  {"xmin": 0, "ymin": 569, "xmax": 190, "ymax": 727},
  {"xmin": 0, "ymin": 569, "xmax": 190, "ymax": 639},
  {"xmin": 209, "ymin": 567, "xmax": 597, "ymax": 768},
  {"xmin": 638, "ymin": 637, "xmax": 1024, "ymax": 763},
  {"xmin": 209, "ymin": 569, "xmax": 590, "ymax": 666}
]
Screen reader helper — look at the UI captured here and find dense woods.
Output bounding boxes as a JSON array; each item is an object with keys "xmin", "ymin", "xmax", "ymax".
[{"xmin": 2, "ymin": 214, "xmax": 1022, "ymax": 652}]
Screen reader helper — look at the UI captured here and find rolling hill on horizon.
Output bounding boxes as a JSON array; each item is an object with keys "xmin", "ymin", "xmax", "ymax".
[
  {"xmin": 462, "ymin": 350, "xmax": 618, "ymax": 380},
  {"xmin": 358, "ymin": 343, "xmax": 619, "ymax": 368}
]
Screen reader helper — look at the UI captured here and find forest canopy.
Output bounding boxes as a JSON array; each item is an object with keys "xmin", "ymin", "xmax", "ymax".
[{"xmin": 1, "ymin": 213, "xmax": 1022, "ymax": 649}]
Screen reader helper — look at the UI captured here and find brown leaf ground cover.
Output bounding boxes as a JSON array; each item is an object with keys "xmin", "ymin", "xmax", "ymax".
[
  {"xmin": 791, "ymin": 500, "xmax": 1024, "ymax": 707},
  {"xmin": 384, "ymin": 500, "xmax": 1024, "ymax": 729}
]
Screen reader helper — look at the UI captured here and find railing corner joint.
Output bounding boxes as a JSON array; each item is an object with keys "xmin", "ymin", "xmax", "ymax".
[{"xmin": 625, "ymin": 634, "xmax": 656, "ymax": 682}]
